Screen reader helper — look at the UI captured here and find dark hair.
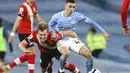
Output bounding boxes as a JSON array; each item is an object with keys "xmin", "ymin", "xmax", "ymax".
[
  {"xmin": 89, "ymin": 26, "xmax": 96, "ymax": 33},
  {"xmin": 0, "ymin": 18, "xmax": 3, "ymax": 25},
  {"xmin": 66, "ymin": 0, "xmax": 76, "ymax": 3},
  {"xmin": 38, "ymin": 22, "xmax": 48, "ymax": 31}
]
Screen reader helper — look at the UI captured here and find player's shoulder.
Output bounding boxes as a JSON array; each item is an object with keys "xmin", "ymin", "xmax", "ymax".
[
  {"xmin": 33, "ymin": 2, "xmax": 36, "ymax": 5},
  {"xmin": 19, "ymin": 2, "xmax": 27, "ymax": 8},
  {"xmin": 32, "ymin": 2, "xmax": 37, "ymax": 7},
  {"xmin": 47, "ymin": 32, "xmax": 52, "ymax": 37},
  {"xmin": 31, "ymin": 30, "xmax": 38, "ymax": 36},
  {"xmin": 27, "ymin": 30, "xmax": 38, "ymax": 40},
  {"xmin": 73, "ymin": 12, "xmax": 83, "ymax": 16},
  {"xmin": 52, "ymin": 11, "xmax": 63, "ymax": 18}
]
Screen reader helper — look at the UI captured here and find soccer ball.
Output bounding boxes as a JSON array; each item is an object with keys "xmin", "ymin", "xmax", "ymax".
[{"xmin": 88, "ymin": 68, "xmax": 101, "ymax": 73}]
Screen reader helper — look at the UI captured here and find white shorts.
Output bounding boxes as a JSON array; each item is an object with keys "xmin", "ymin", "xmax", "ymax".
[{"xmin": 56, "ymin": 38, "xmax": 85, "ymax": 53}]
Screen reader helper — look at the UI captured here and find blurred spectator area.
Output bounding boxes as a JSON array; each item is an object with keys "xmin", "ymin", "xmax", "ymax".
[{"xmin": 81, "ymin": 0, "xmax": 130, "ymax": 16}]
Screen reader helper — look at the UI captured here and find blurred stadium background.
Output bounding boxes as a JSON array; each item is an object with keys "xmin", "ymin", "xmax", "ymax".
[{"xmin": 0, "ymin": 0, "xmax": 130, "ymax": 73}]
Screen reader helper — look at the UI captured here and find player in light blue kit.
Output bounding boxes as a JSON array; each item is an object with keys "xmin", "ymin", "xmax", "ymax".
[{"xmin": 49, "ymin": 0, "xmax": 110, "ymax": 73}]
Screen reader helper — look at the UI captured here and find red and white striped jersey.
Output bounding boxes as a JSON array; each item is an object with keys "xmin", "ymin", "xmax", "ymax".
[
  {"xmin": 25, "ymin": 30, "xmax": 62, "ymax": 52},
  {"xmin": 18, "ymin": 1, "xmax": 37, "ymax": 34}
]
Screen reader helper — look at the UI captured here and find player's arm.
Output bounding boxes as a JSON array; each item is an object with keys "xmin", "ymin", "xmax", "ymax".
[
  {"xmin": 11, "ymin": 6, "xmax": 25, "ymax": 36},
  {"xmin": 49, "ymin": 14, "xmax": 58, "ymax": 40},
  {"xmin": 77, "ymin": 12, "xmax": 109, "ymax": 40},
  {"xmin": 11, "ymin": 16, "xmax": 22, "ymax": 34},
  {"xmin": 8, "ymin": 6, "xmax": 24, "ymax": 43},
  {"xmin": 8, "ymin": 16, "xmax": 22, "ymax": 43},
  {"xmin": 33, "ymin": 3, "xmax": 46, "ymax": 24},
  {"xmin": 77, "ymin": 12, "xmax": 105, "ymax": 33},
  {"xmin": 121, "ymin": 0, "xmax": 130, "ymax": 35},
  {"xmin": 19, "ymin": 34, "xmax": 34, "ymax": 54},
  {"xmin": 19, "ymin": 39, "xmax": 28, "ymax": 53},
  {"xmin": 54, "ymin": 30, "xmax": 78, "ymax": 40},
  {"xmin": 61, "ymin": 30, "xmax": 78, "ymax": 38},
  {"xmin": 86, "ymin": 18, "xmax": 110, "ymax": 40},
  {"xmin": 19, "ymin": 39, "xmax": 33, "ymax": 55},
  {"xmin": 34, "ymin": 13, "xmax": 46, "ymax": 24},
  {"xmin": 121, "ymin": 0, "xmax": 130, "ymax": 27},
  {"xmin": 48, "ymin": 14, "xmax": 57, "ymax": 32}
]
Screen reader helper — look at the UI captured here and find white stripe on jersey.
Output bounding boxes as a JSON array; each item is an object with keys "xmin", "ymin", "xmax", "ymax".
[{"xmin": 24, "ymin": 2, "xmax": 33, "ymax": 31}]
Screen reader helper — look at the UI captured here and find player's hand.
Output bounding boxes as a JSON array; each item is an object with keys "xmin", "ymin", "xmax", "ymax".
[
  {"xmin": 122, "ymin": 27, "xmax": 130, "ymax": 36},
  {"xmin": 104, "ymin": 32, "xmax": 110, "ymax": 40},
  {"xmin": 51, "ymin": 32, "xmax": 58, "ymax": 41},
  {"xmin": 8, "ymin": 35, "xmax": 15, "ymax": 43}
]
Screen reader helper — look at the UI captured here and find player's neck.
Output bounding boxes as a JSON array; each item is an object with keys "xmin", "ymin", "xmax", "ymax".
[
  {"xmin": 63, "ymin": 10, "xmax": 72, "ymax": 17},
  {"xmin": 26, "ymin": 0, "xmax": 33, "ymax": 6}
]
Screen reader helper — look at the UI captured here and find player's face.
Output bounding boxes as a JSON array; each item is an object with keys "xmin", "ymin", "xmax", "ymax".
[
  {"xmin": 65, "ymin": 2, "xmax": 76, "ymax": 15},
  {"xmin": 37, "ymin": 29, "xmax": 48, "ymax": 43}
]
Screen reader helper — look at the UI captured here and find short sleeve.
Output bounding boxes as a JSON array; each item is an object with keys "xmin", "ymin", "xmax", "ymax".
[
  {"xmin": 25, "ymin": 33, "xmax": 35, "ymax": 44},
  {"xmin": 18, "ymin": 5, "xmax": 25, "ymax": 17}
]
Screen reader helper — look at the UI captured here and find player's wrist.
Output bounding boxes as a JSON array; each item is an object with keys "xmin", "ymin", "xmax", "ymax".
[
  {"xmin": 122, "ymin": 25, "xmax": 128, "ymax": 28},
  {"xmin": 10, "ymin": 32, "xmax": 15, "ymax": 36}
]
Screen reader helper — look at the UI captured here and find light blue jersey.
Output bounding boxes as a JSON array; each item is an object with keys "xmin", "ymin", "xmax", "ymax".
[
  {"xmin": 49, "ymin": 11, "xmax": 105, "ymax": 33},
  {"xmin": 49, "ymin": 11, "xmax": 95, "ymax": 73}
]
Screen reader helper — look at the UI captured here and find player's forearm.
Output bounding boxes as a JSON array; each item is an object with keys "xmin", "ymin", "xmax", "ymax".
[
  {"xmin": 35, "ymin": 14, "xmax": 46, "ymax": 24},
  {"xmin": 121, "ymin": 0, "xmax": 130, "ymax": 27},
  {"xmin": 62, "ymin": 30, "xmax": 78, "ymax": 38},
  {"xmin": 12, "ymin": 16, "xmax": 22, "ymax": 33},
  {"xmin": 19, "ymin": 40, "xmax": 27, "ymax": 52},
  {"xmin": 85, "ymin": 17, "xmax": 105, "ymax": 33},
  {"xmin": 48, "ymin": 23, "xmax": 55, "ymax": 32},
  {"xmin": 91, "ymin": 21, "xmax": 105, "ymax": 33}
]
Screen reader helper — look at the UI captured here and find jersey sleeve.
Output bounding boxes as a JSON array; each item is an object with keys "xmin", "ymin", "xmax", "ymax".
[
  {"xmin": 121, "ymin": 0, "xmax": 130, "ymax": 27},
  {"xmin": 48, "ymin": 14, "xmax": 57, "ymax": 32},
  {"xmin": 34, "ymin": 2, "xmax": 38, "ymax": 15},
  {"xmin": 76, "ymin": 12, "xmax": 105, "ymax": 33},
  {"xmin": 56, "ymin": 32, "xmax": 62, "ymax": 40},
  {"xmin": 25, "ymin": 32, "xmax": 36, "ymax": 44},
  {"xmin": 76, "ymin": 12, "xmax": 86, "ymax": 22},
  {"xmin": 18, "ymin": 5, "xmax": 26, "ymax": 17}
]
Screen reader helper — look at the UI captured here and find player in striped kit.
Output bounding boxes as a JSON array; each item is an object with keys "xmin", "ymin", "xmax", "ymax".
[
  {"xmin": 7, "ymin": 0, "xmax": 45, "ymax": 73},
  {"xmin": 0, "ymin": 23, "xmax": 81, "ymax": 73},
  {"xmin": 49, "ymin": 0, "xmax": 110, "ymax": 73}
]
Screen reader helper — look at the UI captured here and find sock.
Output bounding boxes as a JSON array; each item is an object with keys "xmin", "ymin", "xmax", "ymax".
[
  {"xmin": 86, "ymin": 59, "xmax": 93, "ymax": 73},
  {"xmin": 59, "ymin": 55, "xmax": 66, "ymax": 70},
  {"xmin": 65, "ymin": 63, "xmax": 80, "ymax": 73},
  {"xmin": 47, "ymin": 61, "xmax": 53, "ymax": 73},
  {"xmin": 28, "ymin": 54, "xmax": 36, "ymax": 73},
  {"xmin": 7, "ymin": 55, "xmax": 28, "ymax": 69},
  {"xmin": 0, "ymin": 68, "xmax": 3, "ymax": 72},
  {"xmin": 65, "ymin": 63, "xmax": 75, "ymax": 72},
  {"xmin": 47, "ymin": 61, "xmax": 53, "ymax": 69}
]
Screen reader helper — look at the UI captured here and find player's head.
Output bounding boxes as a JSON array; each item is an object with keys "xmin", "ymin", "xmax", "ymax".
[
  {"xmin": 26, "ymin": 0, "xmax": 35, "ymax": 3},
  {"xmin": 65, "ymin": 0, "xmax": 76, "ymax": 15},
  {"xmin": 89, "ymin": 26, "xmax": 96, "ymax": 33},
  {"xmin": 0, "ymin": 18, "xmax": 3, "ymax": 27},
  {"xmin": 37, "ymin": 22, "xmax": 48, "ymax": 43}
]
